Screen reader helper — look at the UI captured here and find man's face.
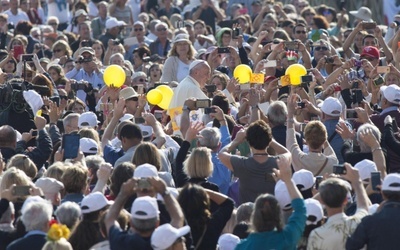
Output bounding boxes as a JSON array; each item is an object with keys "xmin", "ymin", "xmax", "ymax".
[
  {"xmin": 156, "ymin": 25, "xmax": 167, "ymax": 39},
  {"xmin": 363, "ymin": 37, "xmax": 377, "ymax": 49},
  {"xmin": 9, "ymin": 0, "xmax": 17, "ymax": 9},
  {"xmin": 293, "ymin": 26, "xmax": 307, "ymax": 42},
  {"xmin": 134, "ymin": 24, "xmax": 144, "ymax": 38},
  {"xmin": 314, "ymin": 43, "xmax": 330, "ymax": 61},
  {"xmin": 125, "ymin": 96, "xmax": 138, "ymax": 114},
  {"xmin": 1, "ymin": 0, "xmax": 10, "ymax": 11},
  {"xmin": 81, "ymin": 52, "xmax": 94, "ymax": 72},
  {"xmin": 98, "ymin": 4, "xmax": 107, "ymax": 16},
  {"xmin": 80, "ymin": 23, "xmax": 91, "ymax": 39}
]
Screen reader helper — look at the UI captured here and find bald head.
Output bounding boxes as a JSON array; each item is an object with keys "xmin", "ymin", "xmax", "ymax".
[{"xmin": 0, "ymin": 125, "xmax": 17, "ymax": 148}]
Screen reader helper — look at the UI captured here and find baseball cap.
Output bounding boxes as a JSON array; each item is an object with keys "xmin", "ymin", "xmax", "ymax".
[
  {"xmin": 80, "ymin": 137, "xmax": 98, "ymax": 155},
  {"xmin": 173, "ymin": 33, "xmax": 190, "ymax": 44},
  {"xmin": 274, "ymin": 180, "xmax": 292, "ymax": 210},
  {"xmin": 320, "ymin": 97, "xmax": 342, "ymax": 117},
  {"xmin": 119, "ymin": 87, "xmax": 139, "ymax": 100},
  {"xmin": 119, "ymin": 113, "xmax": 134, "ymax": 122},
  {"xmin": 78, "ymin": 112, "xmax": 99, "ymax": 128},
  {"xmin": 382, "ymin": 173, "xmax": 400, "ymax": 192},
  {"xmin": 196, "ymin": 48, "xmax": 207, "ymax": 59},
  {"xmin": 79, "ymin": 47, "xmax": 95, "ymax": 56},
  {"xmin": 354, "ymin": 159, "xmax": 378, "ymax": 181},
  {"xmin": 360, "ymin": 46, "xmax": 380, "ymax": 59},
  {"xmin": 106, "ymin": 17, "xmax": 126, "ymax": 29},
  {"xmin": 292, "ymin": 169, "xmax": 315, "ymax": 191},
  {"xmin": 75, "ymin": 9, "xmax": 87, "ymax": 17},
  {"xmin": 349, "ymin": 7, "xmax": 373, "ymax": 22},
  {"xmin": 133, "ymin": 21, "xmax": 145, "ymax": 28},
  {"xmin": 304, "ymin": 198, "xmax": 323, "ymax": 225},
  {"xmin": 34, "ymin": 177, "xmax": 64, "ymax": 195},
  {"xmin": 81, "ymin": 191, "xmax": 113, "ymax": 214},
  {"xmin": 217, "ymin": 233, "xmax": 240, "ymax": 250},
  {"xmin": 131, "ymin": 196, "xmax": 159, "ymax": 219},
  {"xmin": 151, "ymin": 224, "xmax": 190, "ymax": 250},
  {"xmin": 133, "ymin": 163, "xmax": 158, "ymax": 178},
  {"xmin": 380, "ymin": 84, "xmax": 400, "ymax": 105},
  {"xmin": 132, "ymin": 71, "xmax": 147, "ymax": 80},
  {"xmin": 138, "ymin": 124, "xmax": 153, "ymax": 139},
  {"xmin": 189, "ymin": 60, "xmax": 205, "ymax": 71}
]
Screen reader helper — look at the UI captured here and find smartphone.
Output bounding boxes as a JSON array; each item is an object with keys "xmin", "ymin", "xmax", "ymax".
[
  {"xmin": 325, "ymin": 57, "xmax": 334, "ymax": 64},
  {"xmin": 352, "ymin": 89, "xmax": 363, "ymax": 103},
  {"xmin": 315, "ymin": 176, "xmax": 323, "ymax": 190},
  {"xmin": 334, "ymin": 85, "xmax": 342, "ymax": 92},
  {"xmin": 354, "ymin": 60, "xmax": 362, "ymax": 67},
  {"xmin": 175, "ymin": 21, "xmax": 184, "ymax": 29},
  {"xmin": 297, "ymin": 102, "xmax": 305, "ymax": 109},
  {"xmin": 299, "ymin": 122, "xmax": 307, "ymax": 132},
  {"xmin": 205, "ymin": 85, "xmax": 217, "ymax": 93},
  {"xmin": 398, "ymin": 41, "xmax": 400, "ymax": 49},
  {"xmin": 137, "ymin": 178, "xmax": 152, "ymax": 190},
  {"xmin": 339, "ymin": 0, "xmax": 346, "ymax": 11},
  {"xmin": 204, "ymin": 107, "xmax": 216, "ymax": 114},
  {"xmin": 264, "ymin": 60, "xmax": 277, "ymax": 68},
  {"xmin": 196, "ymin": 99, "xmax": 211, "ymax": 108},
  {"xmin": 135, "ymin": 117, "xmax": 145, "ymax": 124},
  {"xmin": 12, "ymin": 186, "xmax": 31, "ymax": 196},
  {"xmin": 99, "ymin": 103, "xmax": 113, "ymax": 112},
  {"xmin": 377, "ymin": 66, "xmax": 390, "ymax": 74},
  {"xmin": 154, "ymin": 110, "xmax": 163, "ymax": 122},
  {"xmin": 21, "ymin": 54, "xmax": 34, "ymax": 61},
  {"xmin": 240, "ymin": 83, "xmax": 251, "ymax": 90},
  {"xmin": 31, "ymin": 130, "xmax": 38, "ymax": 137},
  {"xmin": 217, "ymin": 47, "xmax": 230, "ymax": 54},
  {"xmin": 233, "ymin": 28, "xmax": 242, "ymax": 39},
  {"xmin": 333, "ymin": 164, "xmax": 346, "ymax": 175},
  {"xmin": 301, "ymin": 75, "xmax": 313, "ymax": 83},
  {"xmin": 284, "ymin": 41, "xmax": 298, "ymax": 50},
  {"xmin": 393, "ymin": 118, "xmax": 399, "ymax": 133},
  {"xmin": 62, "ymin": 134, "xmax": 80, "ymax": 160},
  {"xmin": 137, "ymin": 84, "xmax": 144, "ymax": 94},
  {"xmin": 13, "ymin": 45, "xmax": 23, "ymax": 60},
  {"xmin": 373, "ymin": 76, "xmax": 384, "ymax": 87},
  {"xmin": 346, "ymin": 109, "xmax": 358, "ymax": 119},
  {"xmin": 363, "ymin": 22, "xmax": 377, "ymax": 30},
  {"xmin": 81, "ymin": 40, "xmax": 90, "ymax": 47},
  {"xmin": 352, "ymin": 81, "xmax": 359, "ymax": 89},
  {"xmin": 371, "ymin": 172, "xmax": 381, "ymax": 191}
]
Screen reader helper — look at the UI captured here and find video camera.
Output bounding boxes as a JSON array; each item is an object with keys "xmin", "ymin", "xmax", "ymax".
[{"xmin": 76, "ymin": 55, "xmax": 93, "ymax": 64}]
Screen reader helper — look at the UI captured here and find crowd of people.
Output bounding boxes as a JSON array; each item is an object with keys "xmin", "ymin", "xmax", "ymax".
[{"xmin": 0, "ymin": 0, "xmax": 400, "ymax": 249}]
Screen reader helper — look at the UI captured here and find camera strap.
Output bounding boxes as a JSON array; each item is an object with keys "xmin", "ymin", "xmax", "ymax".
[{"xmin": 315, "ymin": 158, "xmax": 329, "ymax": 176}]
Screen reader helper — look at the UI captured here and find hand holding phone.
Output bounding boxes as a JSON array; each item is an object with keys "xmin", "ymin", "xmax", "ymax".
[
  {"xmin": 12, "ymin": 186, "xmax": 31, "ymax": 196},
  {"xmin": 62, "ymin": 134, "xmax": 80, "ymax": 160},
  {"xmin": 217, "ymin": 47, "xmax": 230, "ymax": 54},
  {"xmin": 333, "ymin": 165, "xmax": 347, "ymax": 175},
  {"xmin": 371, "ymin": 172, "xmax": 381, "ymax": 191}
]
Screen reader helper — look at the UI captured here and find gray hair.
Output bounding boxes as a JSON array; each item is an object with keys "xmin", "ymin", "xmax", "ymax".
[
  {"xmin": 198, "ymin": 127, "xmax": 221, "ymax": 149},
  {"xmin": 236, "ymin": 202, "xmax": 254, "ymax": 223},
  {"xmin": 357, "ymin": 124, "xmax": 381, "ymax": 153},
  {"xmin": 55, "ymin": 202, "xmax": 82, "ymax": 230},
  {"xmin": 63, "ymin": 113, "xmax": 80, "ymax": 131},
  {"xmin": 131, "ymin": 217, "xmax": 158, "ymax": 233},
  {"xmin": 21, "ymin": 200, "xmax": 53, "ymax": 231},
  {"xmin": 85, "ymin": 155, "xmax": 105, "ymax": 170},
  {"xmin": 267, "ymin": 101, "xmax": 288, "ymax": 126}
]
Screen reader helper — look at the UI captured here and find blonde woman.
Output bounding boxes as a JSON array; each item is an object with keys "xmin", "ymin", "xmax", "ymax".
[{"xmin": 6, "ymin": 154, "xmax": 37, "ymax": 180}]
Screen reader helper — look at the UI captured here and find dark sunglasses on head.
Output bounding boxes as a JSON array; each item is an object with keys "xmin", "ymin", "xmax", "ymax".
[{"xmin": 315, "ymin": 46, "xmax": 328, "ymax": 51}]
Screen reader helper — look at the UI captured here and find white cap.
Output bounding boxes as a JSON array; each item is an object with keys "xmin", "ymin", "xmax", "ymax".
[
  {"xmin": 217, "ymin": 233, "xmax": 241, "ymax": 250},
  {"xmin": 368, "ymin": 203, "xmax": 379, "ymax": 215},
  {"xmin": 151, "ymin": 224, "xmax": 190, "ymax": 250},
  {"xmin": 119, "ymin": 113, "xmax": 134, "ymax": 122},
  {"xmin": 106, "ymin": 17, "xmax": 126, "ymax": 29},
  {"xmin": 138, "ymin": 124, "xmax": 153, "ymax": 139},
  {"xmin": 75, "ymin": 9, "xmax": 87, "ymax": 17},
  {"xmin": 349, "ymin": 6, "xmax": 373, "ymax": 22},
  {"xmin": 133, "ymin": 21, "xmax": 145, "ymax": 28},
  {"xmin": 304, "ymin": 198, "xmax": 323, "ymax": 225},
  {"xmin": 274, "ymin": 180, "xmax": 292, "ymax": 210},
  {"xmin": 382, "ymin": 173, "xmax": 400, "ymax": 192},
  {"xmin": 320, "ymin": 97, "xmax": 342, "ymax": 117},
  {"xmin": 35, "ymin": 177, "xmax": 64, "ymax": 195},
  {"xmin": 173, "ymin": 33, "xmax": 190, "ymax": 44},
  {"xmin": 131, "ymin": 196, "xmax": 159, "ymax": 219},
  {"xmin": 189, "ymin": 60, "xmax": 205, "ymax": 71},
  {"xmin": 78, "ymin": 112, "xmax": 99, "ymax": 128},
  {"xmin": 80, "ymin": 137, "xmax": 98, "ymax": 155},
  {"xmin": 81, "ymin": 191, "xmax": 113, "ymax": 214},
  {"xmin": 380, "ymin": 84, "xmax": 400, "ymax": 105},
  {"xmin": 134, "ymin": 163, "xmax": 158, "ymax": 178},
  {"xmin": 292, "ymin": 169, "xmax": 315, "ymax": 191},
  {"xmin": 119, "ymin": 87, "xmax": 139, "ymax": 100},
  {"xmin": 354, "ymin": 159, "xmax": 378, "ymax": 181},
  {"xmin": 23, "ymin": 90, "xmax": 44, "ymax": 117}
]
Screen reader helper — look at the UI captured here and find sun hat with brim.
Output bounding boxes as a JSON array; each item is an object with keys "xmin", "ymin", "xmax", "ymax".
[
  {"xmin": 173, "ymin": 33, "xmax": 190, "ymax": 44},
  {"xmin": 349, "ymin": 7, "xmax": 373, "ymax": 22}
]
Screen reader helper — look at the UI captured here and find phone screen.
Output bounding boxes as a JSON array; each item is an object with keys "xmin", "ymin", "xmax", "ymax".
[
  {"xmin": 13, "ymin": 186, "xmax": 31, "ymax": 196},
  {"xmin": 62, "ymin": 134, "xmax": 80, "ymax": 160},
  {"xmin": 371, "ymin": 172, "xmax": 381, "ymax": 191},
  {"xmin": 13, "ymin": 45, "xmax": 23, "ymax": 60}
]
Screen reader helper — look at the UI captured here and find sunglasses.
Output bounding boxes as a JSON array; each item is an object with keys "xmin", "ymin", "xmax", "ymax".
[
  {"xmin": 127, "ymin": 96, "xmax": 139, "ymax": 102},
  {"xmin": 60, "ymin": 95, "xmax": 68, "ymax": 100},
  {"xmin": 137, "ymin": 78, "xmax": 146, "ymax": 82},
  {"xmin": 49, "ymin": 22, "xmax": 58, "ymax": 26},
  {"xmin": 157, "ymin": 28, "xmax": 167, "ymax": 31},
  {"xmin": 296, "ymin": 30, "xmax": 306, "ymax": 34},
  {"xmin": 315, "ymin": 46, "xmax": 328, "ymax": 51},
  {"xmin": 134, "ymin": 28, "xmax": 143, "ymax": 31},
  {"xmin": 53, "ymin": 49, "xmax": 62, "ymax": 53}
]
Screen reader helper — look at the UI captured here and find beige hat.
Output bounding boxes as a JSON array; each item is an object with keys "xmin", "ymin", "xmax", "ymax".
[{"xmin": 119, "ymin": 87, "xmax": 139, "ymax": 100}]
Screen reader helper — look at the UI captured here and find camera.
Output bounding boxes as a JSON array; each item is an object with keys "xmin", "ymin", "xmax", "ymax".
[
  {"xmin": 325, "ymin": 57, "xmax": 334, "ymax": 64},
  {"xmin": 77, "ymin": 56, "xmax": 93, "ymax": 64},
  {"xmin": 333, "ymin": 165, "xmax": 346, "ymax": 174},
  {"xmin": 204, "ymin": 107, "xmax": 216, "ymax": 114},
  {"xmin": 297, "ymin": 102, "xmax": 305, "ymax": 109},
  {"xmin": 352, "ymin": 89, "xmax": 363, "ymax": 104},
  {"xmin": 196, "ymin": 99, "xmax": 211, "ymax": 108},
  {"xmin": 205, "ymin": 85, "xmax": 217, "ymax": 93}
]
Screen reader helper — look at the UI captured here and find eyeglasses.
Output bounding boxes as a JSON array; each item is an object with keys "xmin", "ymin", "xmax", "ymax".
[
  {"xmin": 315, "ymin": 46, "xmax": 328, "ymax": 51},
  {"xmin": 288, "ymin": 25, "xmax": 294, "ymax": 28},
  {"xmin": 295, "ymin": 30, "xmax": 306, "ymax": 34},
  {"xmin": 137, "ymin": 78, "xmax": 146, "ymax": 82},
  {"xmin": 157, "ymin": 28, "xmax": 167, "ymax": 32},
  {"xmin": 49, "ymin": 22, "xmax": 58, "ymax": 26},
  {"xmin": 53, "ymin": 49, "xmax": 62, "ymax": 53},
  {"xmin": 60, "ymin": 95, "xmax": 68, "ymax": 100},
  {"xmin": 134, "ymin": 28, "xmax": 143, "ymax": 31}
]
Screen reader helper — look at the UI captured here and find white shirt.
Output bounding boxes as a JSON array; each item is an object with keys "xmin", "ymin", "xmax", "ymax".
[
  {"xmin": 129, "ymin": 0, "xmax": 141, "ymax": 22},
  {"xmin": 5, "ymin": 9, "xmax": 29, "ymax": 26},
  {"xmin": 176, "ymin": 59, "xmax": 190, "ymax": 83},
  {"xmin": 168, "ymin": 75, "xmax": 208, "ymax": 110},
  {"xmin": 47, "ymin": 1, "xmax": 70, "ymax": 23}
]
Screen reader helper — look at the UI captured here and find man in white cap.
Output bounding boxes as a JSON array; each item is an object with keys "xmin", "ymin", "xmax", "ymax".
[
  {"xmin": 347, "ymin": 174, "xmax": 400, "ymax": 249},
  {"xmin": 99, "ymin": 17, "xmax": 126, "ymax": 50},
  {"xmin": 168, "ymin": 59, "xmax": 210, "ymax": 111},
  {"xmin": 104, "ymin": 177, "xmax": 186, "ymax": 249}
]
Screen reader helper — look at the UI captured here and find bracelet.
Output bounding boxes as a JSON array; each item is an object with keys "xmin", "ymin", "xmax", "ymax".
[{"xmin": 372, "ymin": 147, "xmax": 382, "ymax": 153}]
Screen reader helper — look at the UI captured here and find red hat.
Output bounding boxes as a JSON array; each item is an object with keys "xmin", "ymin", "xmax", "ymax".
[{"xmin": 360, "ymin": 46, "xmax": 379, "ymax": 59}]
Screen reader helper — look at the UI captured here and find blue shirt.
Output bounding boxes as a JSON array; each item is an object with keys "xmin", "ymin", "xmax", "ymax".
[
  {"xmin": 109, "ymin": 225, "xmax": 152, "ymax": 250},
  {"xmin": 125, "ymin": 37, "xmax": 153, "ymax": 61},
  {"xmin": 324, "ymin": 119, "xmax": 351, "ymax": 164},
  {"xmin": 236, "ymin": 198, "xmax": 307, "ymax": 250},
  {"xmin": 65, "ymin": 68, "xmax": 105, "ymax": 102},
  {"xmin": 208, "ymin": 125, "xmax": 232, "ymax": 194}
]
